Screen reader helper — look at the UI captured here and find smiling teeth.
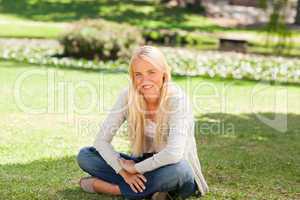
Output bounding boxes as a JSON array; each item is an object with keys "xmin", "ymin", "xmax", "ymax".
[{"xmin": 143, "ymin": 85, "xmax": 152, "ymax": 89}]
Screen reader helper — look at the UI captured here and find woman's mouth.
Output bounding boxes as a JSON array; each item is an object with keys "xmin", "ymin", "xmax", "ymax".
[{"xmin": 142, "ymin": 84, "xmax": 153, "ymax": 89}]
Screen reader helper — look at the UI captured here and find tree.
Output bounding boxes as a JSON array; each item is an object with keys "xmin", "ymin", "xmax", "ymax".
[
  {"xmin": 260, "ymin": 0, "xmax": 293, "ymax": 54},
  {"xmin": 295, "ymin": 0, "xmax": 300, "ymax": 24},
  {"xmin": 161, "ymin": 0, "xmax": 203, "ymax": 9}
]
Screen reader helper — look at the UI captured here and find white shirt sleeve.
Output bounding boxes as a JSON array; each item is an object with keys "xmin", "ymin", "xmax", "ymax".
[
  {"xmin": 93, "ymin": 87, "xmax": 128, "ymax": 174},
  {"xmin": 134, "ymin": 93, "xmax": 194, "ymax": 174}
]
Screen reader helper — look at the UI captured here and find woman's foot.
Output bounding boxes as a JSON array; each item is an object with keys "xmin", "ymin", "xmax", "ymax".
[{"xmin": 79, "ymin": 176, "xmax": 98, "ymax": 193}]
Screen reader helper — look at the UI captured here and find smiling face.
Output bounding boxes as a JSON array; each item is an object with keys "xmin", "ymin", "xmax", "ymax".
[{"xmin": 132, "ymin": 57, "xmax": 165, "ymax": 101}]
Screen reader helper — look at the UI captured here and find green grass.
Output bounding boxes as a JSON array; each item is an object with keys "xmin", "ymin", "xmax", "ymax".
[
  {"xmin": 0, "ymin": 60, "xmax": 299, "ymax": 199},
  {"xmin": 0, "ymin": 0, "xmax": 220, "ymax": 38},
  {"xmin": 0, "ymin": 0, "xmax": 218, "ymax": 30},
  {"xmin": 0, "ymin": 0, "xmax": 299, "ymax": 36},
  {"xmin": 1, "ymin": 0, "xmax": 300, "ymax": 57},
  {"xmin": 0, "ymin": 14, "xmax": 67, "ymax": 38}
]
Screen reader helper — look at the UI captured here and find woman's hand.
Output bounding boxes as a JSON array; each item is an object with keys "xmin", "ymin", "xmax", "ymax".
[
  {"xmin": 119, "ymin": 169, "xmax": 147, "ymax": 193},
  {"xmin": 119, "ymin": 158, "xmax": 138, "ymax": 174},
  {"xmin": 119, "ymin": 158, "xmax": 136, "ymax": 166}
]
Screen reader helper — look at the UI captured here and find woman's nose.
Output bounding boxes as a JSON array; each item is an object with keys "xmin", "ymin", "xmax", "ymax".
[{"xmin": 141, "ymin": 75, "xmax": 151, "ymax": 82}]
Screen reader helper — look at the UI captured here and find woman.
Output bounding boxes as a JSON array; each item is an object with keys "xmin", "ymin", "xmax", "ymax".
[{"xmin": 77, "ymin": 45, "xmax": 209, "ymax": 200}]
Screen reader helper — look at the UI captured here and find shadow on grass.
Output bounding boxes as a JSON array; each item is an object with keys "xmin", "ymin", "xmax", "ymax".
[
  {"xmin": 0, "ymin": 112, "xmax": 299, "ymax": 199},
  {"xmin": 194, "ymin": 112, "xmax": 299, "ymax": 199},
  {"xmin": 194, "ymin": 112, "xmax": 299, "ymax": 180},
  {"xmin": 195, "ymin": 112, "xmax": 300, "ymax": 138},
  {"xmin": 0, "ymin": 155, "xmax": 121, "ymax": 200},
  {"xmin": 0, "ymin": 0, "xmax": 226, "ymax": 32}
]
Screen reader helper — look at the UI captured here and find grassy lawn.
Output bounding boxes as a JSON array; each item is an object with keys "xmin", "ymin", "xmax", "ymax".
[
  {"xmin": 0, "ymin": 14, "xmax": 67, "ymax": 38},
  {"xmin": 0, "ymin": 0, "xmax": 300, "ymax": 38},
  {"xmin": 0, "ymin": 0, "xmax": 219, "ymax": 31},
  {"xmin": 1, "ymin": 0, "xmax": 300, "ymax": 58},
  {"xmin": 0, "ymin": 60, "xmax": 299, "ymax": 199}
]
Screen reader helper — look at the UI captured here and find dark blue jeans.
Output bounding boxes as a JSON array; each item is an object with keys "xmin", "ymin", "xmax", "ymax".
[{"xmin": 77, "ymin": 146, "xmax": 200, "ymax": 200}]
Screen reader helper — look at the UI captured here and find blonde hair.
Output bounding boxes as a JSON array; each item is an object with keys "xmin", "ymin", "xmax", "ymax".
[{"xmin": 127, "ymin": 45, "xmax": 172, "ymax": 157}]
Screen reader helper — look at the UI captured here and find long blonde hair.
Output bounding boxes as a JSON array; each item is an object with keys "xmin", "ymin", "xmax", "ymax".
[{"xmin": 127, "ymin": 45, "xmax": 172, "ymax": 157}]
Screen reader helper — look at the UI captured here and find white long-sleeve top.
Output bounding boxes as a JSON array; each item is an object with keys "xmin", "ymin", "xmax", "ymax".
[{"xmin": 93, "ymin": 82, "xmax": 209, "ymax": 196}]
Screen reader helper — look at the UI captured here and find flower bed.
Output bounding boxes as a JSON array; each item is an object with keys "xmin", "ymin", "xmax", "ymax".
[
  {"xmin": 161, "ymin": 47, "xmax": 300, "ymax": 84},
  {"xmin": 0, "ymin": 44, "xmax": 299, "ymax": 84}
]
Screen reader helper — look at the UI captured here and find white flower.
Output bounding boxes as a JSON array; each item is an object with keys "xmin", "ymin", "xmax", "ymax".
[
  {"xmin": 232, "ymin": 69, "xmax": 243, "ymax": 79},
  {"xmin": 207, "ymin": 69, "xmax": 215, "ymax": 78}
]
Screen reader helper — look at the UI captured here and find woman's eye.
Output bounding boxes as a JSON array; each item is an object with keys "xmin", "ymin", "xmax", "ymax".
[{"xmin": 135, "ymin": 74, "xmax": 142, "ymax": 78}]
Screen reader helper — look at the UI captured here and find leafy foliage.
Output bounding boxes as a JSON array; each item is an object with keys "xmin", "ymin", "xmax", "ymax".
[{"xmin": 59, "ymin": 19, "xmax": 145, "ymax": 60}]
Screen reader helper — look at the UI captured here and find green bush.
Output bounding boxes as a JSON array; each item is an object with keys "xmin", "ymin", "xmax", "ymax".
[
  {"xmin": 142, "ymin": 29, "xmax": 217, "ymax": 47},
  {"xmin": 59, "ymin": 19, "xmax": 145, "ymax": 61}
]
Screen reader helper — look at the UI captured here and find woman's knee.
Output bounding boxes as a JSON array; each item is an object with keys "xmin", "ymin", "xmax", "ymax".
[
  {"xmin": 166, "ymin": 160, "xmax": 196, "ymax": 198},
  {"xmin": 77, "ymin": 146, "xmax": 102, "ymax": 171},
  {"xmin": 77, "ymin": 147, "xmax": 91, "ymax": 168},
  {"xmin": 147, "ymin": 160, "xmax": 194, "ymax": 191},
  {"xmin": 171, "ymin": 160, "xmax": 195, "ymax": 185}
]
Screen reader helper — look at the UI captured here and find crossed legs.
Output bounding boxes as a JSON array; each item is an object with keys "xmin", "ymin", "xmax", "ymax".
[{"xmin": 77, "ymin": 146, "xmax": 197, "ymax": 199}]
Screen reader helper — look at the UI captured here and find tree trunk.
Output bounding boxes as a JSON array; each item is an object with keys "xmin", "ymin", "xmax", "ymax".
[
  {"xmin": 163, "ymin": 0, "xmax": 203, "ymax": 10},
  {"xmin": 194, "ymin": 0, "xmax": 202, "ymax": 5},
  {"xmin": 186, "ymin": 0, "xmax": 202, "ymax": 9},
  {"xmin": 189, "ymin": 0, "xmax": 202, "ymax": 6},
  {"xmin": 296, "ymin": 0, "xmax": 300, "ymax": 25}
]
